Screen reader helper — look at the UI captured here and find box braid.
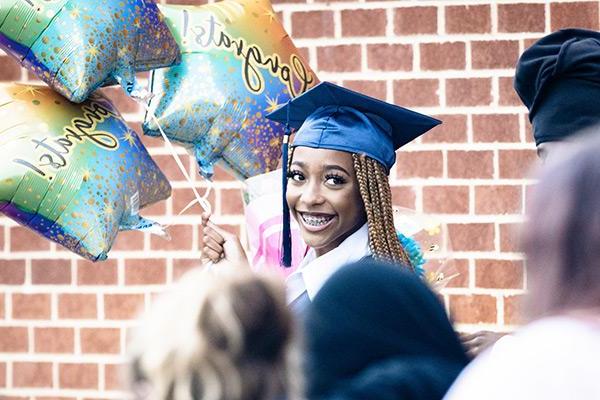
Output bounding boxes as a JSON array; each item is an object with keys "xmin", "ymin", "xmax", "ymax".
[{"xmin": 352, "ymin": 153, "xmax": 414, "ymax": 270}]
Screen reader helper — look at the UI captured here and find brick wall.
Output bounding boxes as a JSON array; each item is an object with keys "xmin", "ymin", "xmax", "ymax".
[{"xmin": 1, "ymin": 0, "xmax": 597, "ymax": 397}]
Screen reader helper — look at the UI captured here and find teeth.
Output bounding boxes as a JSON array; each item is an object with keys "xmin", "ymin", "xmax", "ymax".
[{"xmin": 302, "ymin": 214, "xmax": 333, "ymax": 226}]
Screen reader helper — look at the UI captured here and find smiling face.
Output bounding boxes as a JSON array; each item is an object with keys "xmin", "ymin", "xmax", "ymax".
[{"xmin": 286, "ymin": 146, "xmax": 367, "ymax": 257}]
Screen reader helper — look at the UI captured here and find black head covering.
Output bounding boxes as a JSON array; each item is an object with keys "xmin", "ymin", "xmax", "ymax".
[
  {"xmin": 514, "ymin": 29, "xmax": 600, "ymax": 146},
  {"xmin": 304, "ymin": 260, "xmax": 469, "ymax": 400}
]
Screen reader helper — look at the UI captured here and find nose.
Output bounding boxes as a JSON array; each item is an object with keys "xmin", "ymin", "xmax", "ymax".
[{"xmin": 299, "ymin": 180, "xmax": 325, "ymax": 206}]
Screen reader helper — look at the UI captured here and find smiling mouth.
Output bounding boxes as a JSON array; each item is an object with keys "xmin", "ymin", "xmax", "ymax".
[{"xmin": 299, "ymin": 212, "xmax": 335, "ymax": 231}]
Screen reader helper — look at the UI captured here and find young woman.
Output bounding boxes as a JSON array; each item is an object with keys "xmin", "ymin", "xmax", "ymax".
[{"xmin": 201, "ymin": 81, "xmax": 440, "ymax": 314}]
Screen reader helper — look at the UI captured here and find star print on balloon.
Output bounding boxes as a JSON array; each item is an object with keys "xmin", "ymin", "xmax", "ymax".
[
  {"xmin": 0, "ymin": 83, "xmax": 171, "ymax": 261},
  {"xmin": 0, "ymin": 0, "xmax": 180, "ymax": 103},
  {"xmin": 142, "ymin": 0, "xmax": 318, "ymax": 179}
]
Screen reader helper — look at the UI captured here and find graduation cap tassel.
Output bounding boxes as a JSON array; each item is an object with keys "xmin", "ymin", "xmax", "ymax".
[{"xmin": 281, "ymin": 107, "xmax": 293, "ymax": 267}]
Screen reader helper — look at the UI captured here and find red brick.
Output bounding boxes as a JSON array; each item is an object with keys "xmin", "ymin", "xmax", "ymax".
[
  {"xmin": 472, "ymin": 40, "xmax": 520, "ymax": 69},
  {"xmin": 423, "ymin": 186, "xmax": 469, "ymax": 214},
  {"xmin": 0, "ymin": 293, "xmax": 4, "ymax": 319},
  {"xmin": 342, "ymin": 9, "xmax": 386, "ymax": 37},
  {"xmin": 125, "ymin": 259, "xmax": 167, "ymax": 285},
  {"xmin": 0, "ymin": 227, "xmax": 4, "ymax": 252},
  {"xmin": 171, "ymin": 187, "xmax": 216, "ymax": 218},
  {"xmin": 172, "ymin": 259, "xmax": 201, "ymax": 280},
  {"xmin": 500, "ymin": 223, "xmax": 521, "ymax": 253},
  {"xmin": 448, "ymin": 151, "xmax": 494, "ymax": 179},
  {"xmin": 104, "ymin": 294, "xmax": 144, "ymax": 320},
  {"xmin": 394, "ymin": 7, "xmax": 437, "ymax": 35},
  {"xmin": 447, "ymin": 223, "xmax": 495, "ymax": 251},
  {"xmin": 0, "ymin": 362, "xmax": 4, "ymax": 387},
  {"xmin": 449, "ymin": 294, "xmax": 497, "ymax": 324},
  {"xmin": 81, "ymin": 328, "xmax": 120, "ymax": 354},
  {"xmin": 139, "ymin": 196, "xmax": 167, "ymax": 215},
  {"xmin": 420, "ymin": 42, "xmax": 465, "ymax": 70},
  {"xmin": 446, "ymin": 5, "xmax": 491, "ymax": 33},
  {"xmin": 32, "ymin": 259, "xmax": 71, "ymax": 284},
  {"xmin": 444, "ymin": 259, "xmax": 469, "ymax": 289},
  {"xmin": 422, "ymin": 115, "xmax": 467, "ymax": 143},
  {"xmin": 13, "ymin": 294, "xmax": 51, "ymax": 319},
  {"xmin": 58, "ymin": 294, "xmax": 97, "ymax": 319},
  {"xmin": 446, "ymin": 78, "xmax": 492, "ymax": 106},
  {"xmin": 0, "ymin": 260, "xmax": 25, "ymax": 284},
  {"xmin": 0, "ymin": 327, "xmax": 28, "ymax": 352},
  {"xmin": 499, "ymin": 149, "xmax": 539, "ymax": 179},
  {"xmin": 220, "ymin": 188, "xmax": 244, "ymax": 216},
  {"xmin": 551, "ymin": 2, "xmax": 599, "ymax": 31},
  {"xmin": 10, "ymin": 226, "xmax": 50, "ymax": 251},
  {"xmin": 111, "ymin": 230, "xmax": 145, "ymax": 251},
  {"xmin": 396, "ymin": 151, "xmax": 443, "ymax": 179},
  {"xmin": 498, "ymin": 4, "xmax": 545, "ymax": 33},
  {"xmin": 504, "ymin": 294, "xmax": 524, "ymax": 325},
  {"xmin": 499, "ymin": 77, "xmax": 523, "ymax": 106},
  {"xmin": 0, "ymin": 56, "xmax": 22, "ymax": 81},
  {"xmin": 104, "ymin": 364, "xmax": 125, "ymax": 390},
  {"xmin": 59, "ymin": 363, "xmax": 98, "ymax": 389},
  {"xmin": 212, "ymin": 165, "xmax": 236, "ymax": 182},
  {"xmin": 153, "ymin": 154, "xmax": 194, "ymax": 183},
  {"xmin": 343, "ymin": 80, "xmax": 387, "ymax": 101},
  {"xmin": 473, "ymin": 114, "xmax": 520, "ymax": 143},
  {"xmin": 367, "ymin": 44, "xmax": 412, "ymax": 72},
  {"xmin": 317, "ymin": 45, "xmax": 361, "ymax": 72},
  {"xmin": 77, "ymin": 259, "xmax": 118, "ymax": 285},
  {"xmin": 150, "ymin": 225, "xmax": 193, "ymax": 251},
  {"xmin": 13, "ymin": 362, "xmax": 53, "ymax": 388},
  {"xmin": 393, "ymin": 79, "xmax": 439, "ymax": 107},
  {"xmin": 34, "ymin": 328, "xmax": 74, "ymax": 353},
  {"xmin": 99, "ymin": 87, "xmax": 140, "ymax": 114},
  {"xmin": 476, "ymin": 259, "xmax": 524, "ymax": 289},
  {"xmin": 475, "ymin": 185, "xmax": 522, "ymax": 215},
  {"xmin": 390, "ymin": 186, "xmax": 416, "ymax": 209},
  {"xmin": 291, "ymin": 11, "xmax": 334, "ymax": 39}
]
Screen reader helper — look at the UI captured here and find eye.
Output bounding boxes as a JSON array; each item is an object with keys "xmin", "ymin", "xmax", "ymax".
[
  {"xmin": 287, "ymin": 169, "xmax": 305, "ymax": 182},
  {"xmin": 325, "ymin": 173, "xmax": 346, "ymax": 186}
]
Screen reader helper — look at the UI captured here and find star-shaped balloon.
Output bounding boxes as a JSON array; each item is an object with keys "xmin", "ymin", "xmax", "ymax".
[
  {"xmin": 0, "ymin": 83, "xmax": 171, "ymax": 261},
  {"xmin": 142, "ymin": 0, "xmax": 318, "ymax": 179},
  {"xmin": 0, "ymin": 0, "xmax": 180, "ymax": 103}
]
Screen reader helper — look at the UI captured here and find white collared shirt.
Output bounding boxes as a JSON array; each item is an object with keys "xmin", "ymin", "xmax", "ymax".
[{"xmin": 286, "ymin": 223, "xmax": 371, "ymax": 304}]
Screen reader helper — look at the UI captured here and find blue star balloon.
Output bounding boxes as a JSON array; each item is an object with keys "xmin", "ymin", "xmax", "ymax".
[
  {"xmin": 0, "ymin": 83, "xmax": 171, "ymax": 261},
  {"xmin": 142, "ymin": 0, "xmax": 318, "ymax": 180},
  {"xmin": 0, "ymin": 0, "xmax": 181, "ymax": 103}
]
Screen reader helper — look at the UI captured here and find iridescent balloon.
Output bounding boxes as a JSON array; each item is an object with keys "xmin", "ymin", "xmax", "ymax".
[
  {"xmin": 0, "ymin": 0, "xmax": 180, "ymax": 103},
  {"xmin": 0, "ymin": 83, "xmax": 171, "ymax": 261},
  {"xmin": 143, "ymin": 0, "xmax": 318, "ymax": 179}
]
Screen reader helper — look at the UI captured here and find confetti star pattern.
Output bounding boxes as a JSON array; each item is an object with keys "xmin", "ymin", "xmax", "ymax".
[
  {"xmin": 0, "ymin": 84, "xmax": 171, "ymax": 261},
  {"xmin": 143, "ymin": 0, "xmax": 318, "ymax": 179},
  {"xmin": 0, "ymin": 0, "xmax": 181, "ymax": 103}
]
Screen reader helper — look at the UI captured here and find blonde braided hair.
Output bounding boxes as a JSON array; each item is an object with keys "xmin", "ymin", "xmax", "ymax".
[{"xmin": 352, "ymin": 153, "xmax": 414, "ymax": 270}]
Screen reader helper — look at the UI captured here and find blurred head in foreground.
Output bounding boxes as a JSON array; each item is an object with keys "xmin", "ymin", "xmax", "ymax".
[
  {"xmin": 128, "ymin": 263, "xmax": 296, "ymax": 400},
  {"xmin": 523, "ymin": 134, "xmax": 600, "ymax": 319}
]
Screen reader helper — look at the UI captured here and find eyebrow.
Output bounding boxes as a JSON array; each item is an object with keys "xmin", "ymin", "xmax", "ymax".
[{"xmin": 291, "ymin": 161, "xmax": 350, "ymax": 175}]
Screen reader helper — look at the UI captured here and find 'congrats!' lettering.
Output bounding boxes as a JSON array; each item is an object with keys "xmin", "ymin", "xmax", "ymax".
[
  {"xmin": 186, "ymin": 14, "xmax": 314, "ymax": 97},
  {"xmin": 13, "ymin": 102, "xmax": 120, "ymax": 180}
]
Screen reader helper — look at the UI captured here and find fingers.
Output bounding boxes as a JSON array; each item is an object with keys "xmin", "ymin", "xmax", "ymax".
[
  {"xmin": 204, "ymin": 236, "xmax": 224, "ymax": 254},
  {"xmin": 202, "ymin": 246, "xmax": 223, "ymax": 263}
]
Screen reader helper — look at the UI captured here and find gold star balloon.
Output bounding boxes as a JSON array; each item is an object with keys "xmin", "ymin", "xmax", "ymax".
[
  {"xmin": 0, "ymin": 0, "xmax": 180, "ymax": 103},
  {"xmin": 0, "ymin": 83, "xmax": 171, "ymax": 261},
  {"xmin": 142, "ymin": 0, "xmax": 318, "ymax": 179}
]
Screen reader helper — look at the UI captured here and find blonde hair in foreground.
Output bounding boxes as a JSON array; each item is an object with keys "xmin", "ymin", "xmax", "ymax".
[{"xmin": 128, "ymin": 263, "xmax": 298, "ymax": 400}]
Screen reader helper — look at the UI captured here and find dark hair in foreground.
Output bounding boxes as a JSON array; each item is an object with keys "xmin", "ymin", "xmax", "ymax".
[
  {"xmin": 523, "ymin": 134, "xmax": 600, "ymax": 318},
  {"xmin": 305, "ymin": 259, "xmax": 469, "ymax": 400}
]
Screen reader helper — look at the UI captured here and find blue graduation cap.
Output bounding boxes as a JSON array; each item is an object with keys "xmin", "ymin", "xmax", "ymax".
[{"xmin": 266, "ymin": 81, "xmax": 441, "ymax": 266}]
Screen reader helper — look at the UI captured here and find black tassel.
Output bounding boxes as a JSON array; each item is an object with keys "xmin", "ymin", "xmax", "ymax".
[{"xmin": 281, "ymin": 109, "xmax": 293, "ymax": 267}]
